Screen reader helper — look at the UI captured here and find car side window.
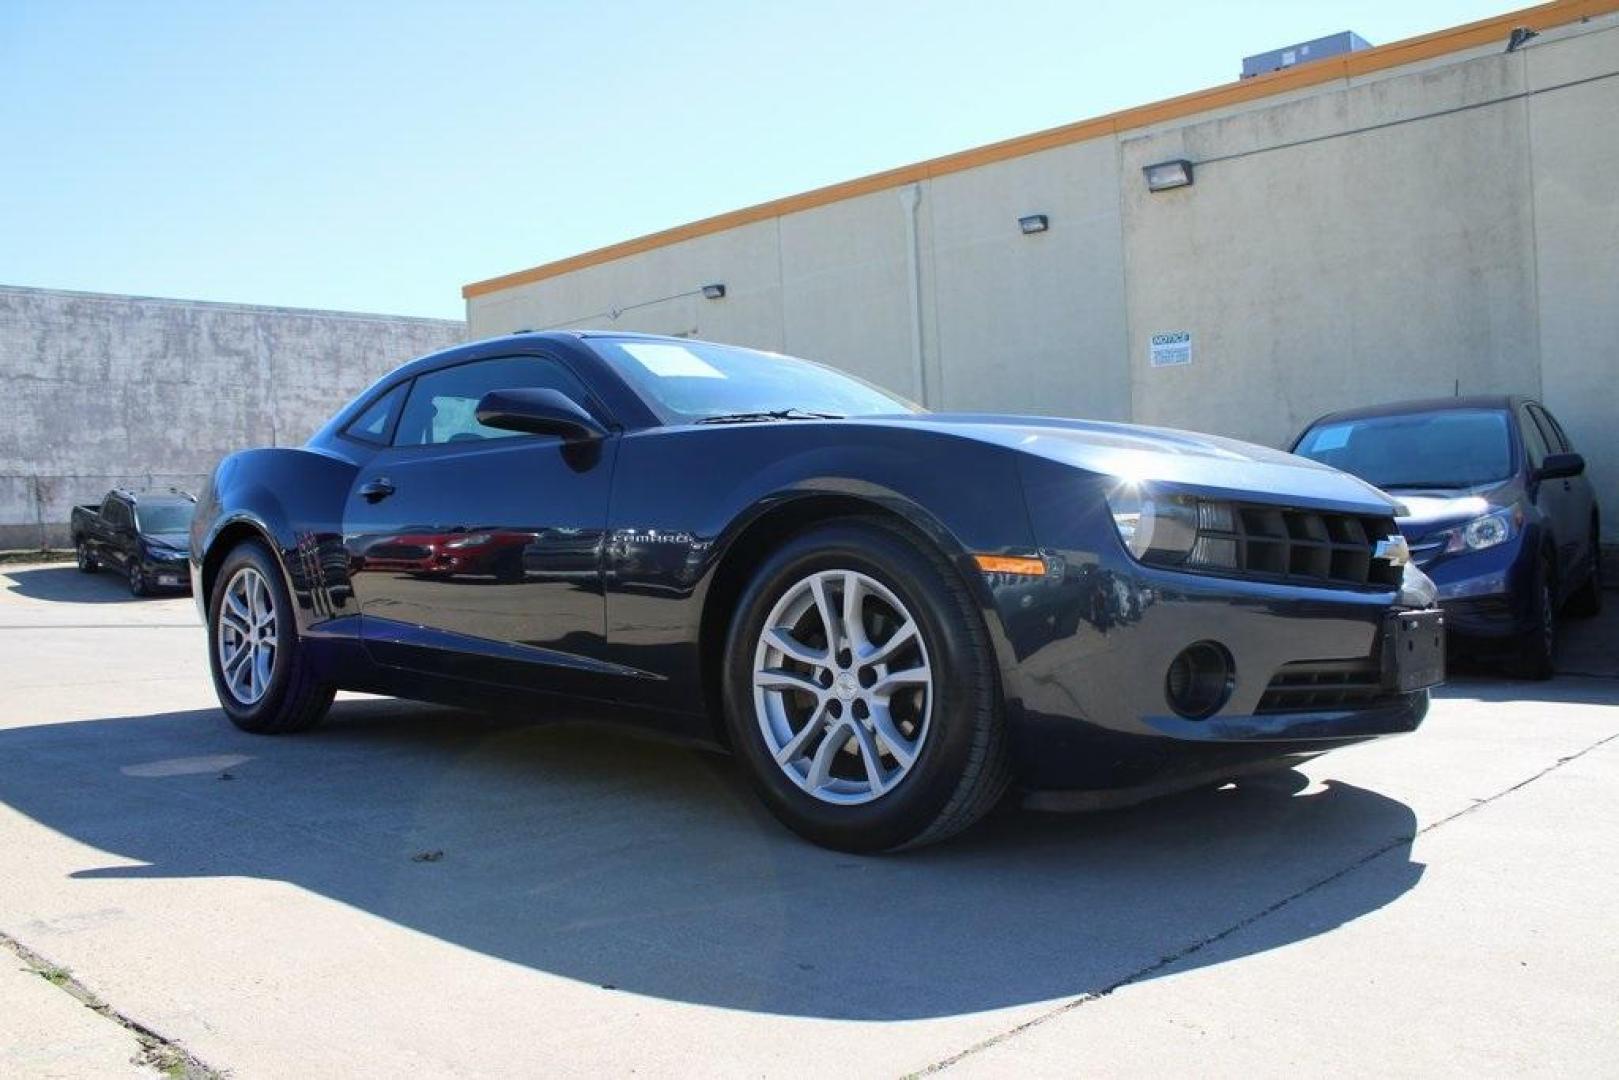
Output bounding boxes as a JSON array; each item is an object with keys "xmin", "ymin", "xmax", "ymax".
[
  {"xmin": 393, "ymin": 356, "xmax": 596, "ymax": 447},
  {"xmin": 345, "ymin": 383, "xmax": 407, "ymax": 446},
  {"xmin": 105, "ymin": 499, "xmax": 130, "ymax": 529},
  {"xmin": 1526, "ymin": 404, "xmax": 1567, "ymax": 453},
  {"xmin": 1518, "ymin": 406, "xmax": 1550, "ymax": 468}
]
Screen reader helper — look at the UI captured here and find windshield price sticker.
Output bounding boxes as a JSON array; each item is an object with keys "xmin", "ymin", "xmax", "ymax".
[
  {"xmin": 622, "ymin": 343, "xmax": 726, "ymax": 379},
  {"xmin": 1149, "ymin": 332, "xmax": 1192, "ymax": 368}
]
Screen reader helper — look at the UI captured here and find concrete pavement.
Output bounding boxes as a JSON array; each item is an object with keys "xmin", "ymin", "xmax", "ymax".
[{"xmin": 1, "ymin": 560, "xmax": 1616, "ymax": 1077}]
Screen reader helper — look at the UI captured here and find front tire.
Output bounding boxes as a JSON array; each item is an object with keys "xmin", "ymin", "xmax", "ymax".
[
  {"xmin": 1567, "ymin": 523, "xmax": 1603, "ymax": 618},
  {"xmin": 127, "ymin": 560, "xmax": 149, "ymax": 597},
  {"xmin": 722, "ymin": 519, "xmax": 1010, "ymax": 852},
  {"xmin": 1513, "ymin": 563, "xmax": 1557, "ymax": 681},
  {"xmin": 208, "ymin": 540, "xmax": 334, "ymax": 733}
]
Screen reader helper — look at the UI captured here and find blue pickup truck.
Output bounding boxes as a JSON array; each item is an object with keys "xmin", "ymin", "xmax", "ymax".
[{"xmin": 70, "ymin": 488, "xmax": 195, "ymax": 596}]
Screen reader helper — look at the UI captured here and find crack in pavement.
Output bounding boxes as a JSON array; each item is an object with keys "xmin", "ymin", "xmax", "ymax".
[
  {"xmin": 0, "ymin": 931, "xmax": 223, "ymax": 1079},
  {"xmin": 911, "ymin": 728, "xmax": 1619, "ymax": 1077}
]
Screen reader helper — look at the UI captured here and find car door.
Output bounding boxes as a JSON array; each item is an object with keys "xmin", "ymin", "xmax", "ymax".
[
  {"xmin": 1527, "ymin": 402, "xmax": 1591, "ymax": 585},
  {"xmin": 101, "ymin": 497, "xmax": 133, "ymax": 568},
  {"xmin": 343, "ymin": 353, "xmax": 620, "ymax": 695}
]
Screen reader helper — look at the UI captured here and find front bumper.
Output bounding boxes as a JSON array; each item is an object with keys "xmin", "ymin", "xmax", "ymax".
[{"xmin": 993, "ymin": 559, "xmax": 1438, "ymax": 795}]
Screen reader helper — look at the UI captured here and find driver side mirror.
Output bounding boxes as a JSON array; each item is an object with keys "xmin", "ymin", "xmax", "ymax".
[
  {"xmin": 1536, "ymin": 451, "xmax": 1585, "ymax": 481},
  {"xmin": 475, "ymin": 388, "xmax": 607, "ymax": 443}
]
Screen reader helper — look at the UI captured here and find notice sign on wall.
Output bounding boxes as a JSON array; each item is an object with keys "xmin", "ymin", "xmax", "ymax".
[{"xmin": 1149, "ymin": 331, "xmax": 1192, "ymax": 367}]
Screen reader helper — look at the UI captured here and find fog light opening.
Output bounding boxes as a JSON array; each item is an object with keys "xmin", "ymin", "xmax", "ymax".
[{"xmin": 1166, "ymin": 641, "xmax": 1234, "ymax": 719}]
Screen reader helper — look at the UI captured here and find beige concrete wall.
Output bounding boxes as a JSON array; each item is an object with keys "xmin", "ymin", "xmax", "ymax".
[
  {"xmin": 0, "ymin": 287, "xmax": 464, "ymax": 548},
  {"xmin": 468, "ymin": 15, "xmax": 1618, "ymax": 537},
  {"xmin": 1528, "ymin": 21, "xmax": 1619, "ymax": 540},
  {"xmin": 1119, "ymin": 37, "xmax": 1541, "ymax": 447}
]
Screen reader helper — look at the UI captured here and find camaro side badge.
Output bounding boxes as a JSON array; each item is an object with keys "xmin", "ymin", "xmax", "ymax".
[{"xmin": 1374, "ymin": 535, "xmax": 1412, "ymax": 566}]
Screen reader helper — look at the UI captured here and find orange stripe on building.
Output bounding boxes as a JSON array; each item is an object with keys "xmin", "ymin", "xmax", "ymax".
[{"xmin": 463, "ymin": 0, "xmax": 1617, "ymax": 299}]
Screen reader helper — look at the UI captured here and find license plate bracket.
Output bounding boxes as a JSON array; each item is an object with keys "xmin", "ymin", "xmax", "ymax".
[{"xmin": 1383, "ymin": 609, "xmax": 1446, "ymax": 692}]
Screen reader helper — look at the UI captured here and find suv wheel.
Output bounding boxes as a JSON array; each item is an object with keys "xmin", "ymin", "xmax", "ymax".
[
  {"xmin": 1513, "ymin": 562, "xmax": 1557, "ymax": 681},
  {"xmin": 1567, "ymin": 523, "xmax": 1604, "ymax": 618},
  {"xmin": 207, "ymin": 540, "xmax": 334, "ymax": 733},
  {"xmin": 128, "ymin": 560, "xmax": 149, "ymax": 597},
  {"xmin": 722, "ymin": 519, "xmax": 1010, "ymax": 852},
  {"xmin": 75, "ymin": 541, "xmax": 98, "ymax": 574}
]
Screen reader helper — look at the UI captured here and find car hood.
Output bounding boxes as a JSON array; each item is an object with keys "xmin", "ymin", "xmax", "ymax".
[
  {"xmin": 1384, "ymin": 480, "xmax": 1518, "ymax": 537},
  {"xmin": 145, "ymin": 532, "xmax": 191, "ymax": 552},
  {"xmin": 892, "ymin": 414, "xmax": 1400, "ymax": 515}
]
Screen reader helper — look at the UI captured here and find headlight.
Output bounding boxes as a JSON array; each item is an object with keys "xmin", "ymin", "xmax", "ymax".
[
  {"xmin": 1105, "ymin": 487, "xmax": 1198, "ymax": 564},
  {"xmin": 444, "ymin": 533, "xmax": 493, "ymax": 549},
  {"xmin": 1435, "ymin": 506, "xmax": 1519, "ymax": 554}
]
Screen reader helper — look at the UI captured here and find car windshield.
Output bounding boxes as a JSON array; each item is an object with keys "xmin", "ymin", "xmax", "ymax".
[
  {"xmin": 585, "ymin": 338, "xmax": 920, "ymax": 424},
  {"xmin": 1294, "ymin": 409, "xmax": 1513, "ymax": 489},
  {"xmin": 136, "ymin": 504, "xmax": 193, "ymax": 533}
]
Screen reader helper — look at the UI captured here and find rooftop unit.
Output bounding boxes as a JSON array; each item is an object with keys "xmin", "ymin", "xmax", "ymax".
[{"xmin": 1241, "ymin": 31, "xmax": 1371, "ymax": 78}]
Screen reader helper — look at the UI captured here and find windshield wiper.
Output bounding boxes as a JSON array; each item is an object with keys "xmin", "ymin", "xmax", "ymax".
[
  {"xmin": 1380, "ymin": 481, "xmax": 1474, "ymax": 491},
  {"xmin": 693, "ymin": 408, "xmax": 844, "ymax": 424}
]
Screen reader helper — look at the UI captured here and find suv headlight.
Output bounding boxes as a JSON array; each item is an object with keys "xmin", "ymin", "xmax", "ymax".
[{"xmin": 1434, "ymin": 505, "xmax": 1519, "ymax": 554}]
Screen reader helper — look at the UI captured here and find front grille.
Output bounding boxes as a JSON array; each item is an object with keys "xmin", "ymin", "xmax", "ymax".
[
  {"xmin": 1203, "ymin": 505, "xmax": 1401, "ymax": 589},
  {"xmin": 1257, "ymin": 657, "xmax": 1399, "ymax": 713}
]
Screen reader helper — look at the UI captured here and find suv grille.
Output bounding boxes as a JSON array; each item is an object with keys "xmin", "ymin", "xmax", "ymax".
[
  {"xmin": 1205, "ymin": 505, "xmax": 1401, "ymax": 589},
  {"xmin": 1257, "ymin": 658, "xmax": 1400, "ymax": 714}
]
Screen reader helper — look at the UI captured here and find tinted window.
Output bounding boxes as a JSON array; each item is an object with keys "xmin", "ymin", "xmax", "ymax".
[
  {"xmin": 345, "ymin": 383, "xmax": 407, "ymax": 445},
  {"xmin": 394, "ymin": 357, "xmax": 594, "ymax": 447},
  {"xmin": 1526, "ymin": 404, "xmax": 1566, "ymax": 453},
  {"xmin": 136, "ymin": 503, "xmax": 193, "ymax": 533},
  {"xmin": 1294, "ymin": 409, "xmax": 1513, "ymax": 489},
  {"xmin": 1518, "ymin": 406, "xmax": 1550, "ymax": 467},
  {"xmin": 585, "ymin": 338, "xmax": 918, "ymax": 424}
]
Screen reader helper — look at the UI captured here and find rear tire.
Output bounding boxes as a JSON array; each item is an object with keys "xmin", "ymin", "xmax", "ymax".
[
  {"xmin": 721, "ymin": 519, "xmax": 1011, "ymax": 852},
  {"xmin": 1567, "ymin": 523, "xmax": 1603, "ymax": 618},
  {"xmin": 75, "ymin": 540, "xmax": 98, "ymax": 574},
  {"xmin": 208, "ymin": 540, "xmax": 334, "ymax": 734}
]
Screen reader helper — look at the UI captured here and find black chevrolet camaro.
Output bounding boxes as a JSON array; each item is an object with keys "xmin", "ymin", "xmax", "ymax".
[{"xmin": 190, "ymin": 331, "xmax": 1444, "ymax": 851}]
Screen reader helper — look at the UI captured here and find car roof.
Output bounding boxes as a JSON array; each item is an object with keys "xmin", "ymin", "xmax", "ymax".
[{"xmin": 1306, "ymin": 395, "xmax": 1522, "ymax": 426}]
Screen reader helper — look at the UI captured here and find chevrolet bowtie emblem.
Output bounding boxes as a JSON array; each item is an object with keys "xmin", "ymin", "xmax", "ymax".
[{"xmin": 1374, "ymin": 535, "xmax": 1411, "ymax": 566}]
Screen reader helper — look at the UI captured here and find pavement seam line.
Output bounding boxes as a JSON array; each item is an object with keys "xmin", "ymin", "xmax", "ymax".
[
  {"xmin": 0, "ymin": 930, "xmax": 225, "ymax": 1079},
  {"xmin": 909, "ymin": 728, "xmax": 1619, "ymax": 1078}
]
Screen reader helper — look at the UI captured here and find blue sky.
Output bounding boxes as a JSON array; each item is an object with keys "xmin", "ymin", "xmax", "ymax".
[{"xmin": 2, "ymin": 0, "xmax": 1518, "ymax": 320}]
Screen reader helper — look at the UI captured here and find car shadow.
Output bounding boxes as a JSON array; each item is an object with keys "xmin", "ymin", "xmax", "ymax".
[
  {"xmin": 2, "ymin": 564, "xmax": 185, "ymax": 604},
  {"xmin": 0, "ymin": 699, "xmax": 1425, "ymax": 1021}
]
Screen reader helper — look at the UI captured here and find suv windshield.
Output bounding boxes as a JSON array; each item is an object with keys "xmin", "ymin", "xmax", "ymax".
[
  {"xmin": 136, "ymin": 503, "xmax": 193, "ymax": 533},
  {"xmin": 1294, "ymin": 409, "xmax": 1512, "ymax": 489},
  {"xmin": 585, "ymin": 338, "xmax": 919, "ymax": 424}
]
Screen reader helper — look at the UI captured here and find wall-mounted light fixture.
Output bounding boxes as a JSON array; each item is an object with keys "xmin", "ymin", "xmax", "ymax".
[
  {"xmin": 700, "ymin": 283, "xmax": 726, "ymax": 300},
  {"xmin": 1143, "ymin": 159, "xmax": 1194, "ymax": 192},
  {"xmin": 1018, "ymin": 214, "xmax": 1050, "ymax": 235}
]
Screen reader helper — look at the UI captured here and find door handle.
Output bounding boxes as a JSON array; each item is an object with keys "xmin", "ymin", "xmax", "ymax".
[{"xmin": 359, "ymin": 478, "xmax": 396, "ymax": 503}]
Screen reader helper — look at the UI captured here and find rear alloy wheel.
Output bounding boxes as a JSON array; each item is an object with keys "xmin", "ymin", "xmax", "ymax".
[
  {"xmin": 207, "ymin": 540, "xmax": 334, "ymax": 734},
  {"xmin": 723, "ymin": 519, "xmax": 1010, "ymax": 852},
  {"xmin": 128, "ymin": 560, "xmax": 149, "ymax": 597},
  {"xmin": 75, "ymin": 541, "xmax": 98, "ymax": 574}
]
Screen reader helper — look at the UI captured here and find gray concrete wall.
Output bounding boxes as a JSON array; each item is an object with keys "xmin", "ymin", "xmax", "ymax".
[
  {"xmin": 468, "ymin": 14, "xmax": 1618, "ymax": 539},
  {"xmin": 0, "ymin": 286, "xmax": 463, "ymax": 549}
]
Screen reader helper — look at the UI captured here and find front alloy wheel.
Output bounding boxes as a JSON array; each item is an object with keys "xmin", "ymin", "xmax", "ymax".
[
  {"xmin": 753, "ymin": 569, "xmax": 932, "ymax": 805},
  {"xmin": 723, "ymin": 519, "xmax": 1011, "ymax": 852}
]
